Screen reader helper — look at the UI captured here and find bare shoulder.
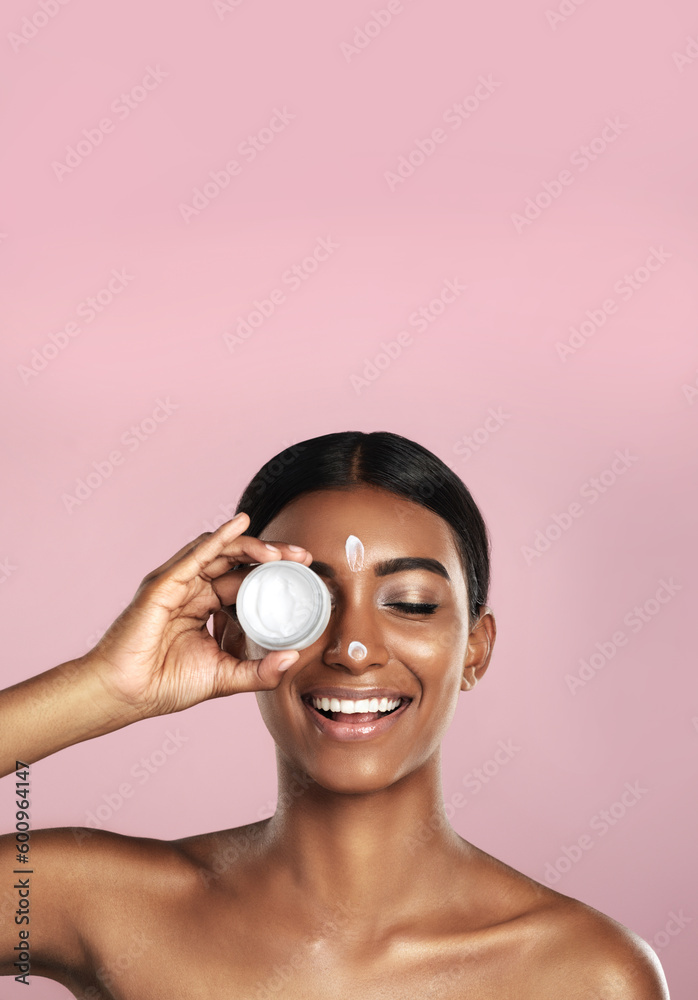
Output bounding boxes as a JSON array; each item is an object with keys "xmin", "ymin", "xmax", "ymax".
[
  {"xmin": 169, "ymin": 818, "xmax": 270, "ymax": 885},
  {"xmin": 44, "ymin": 818, "xmax": 268, "ymax": 901},
  {"xmin": 1, "ymin": 825, "xmax": 199, "ymax": 983},
  {"xmin": 461, "ymin": 848, "xmax": 669, "ymax": 999},
  {"xmin": 30, "ymin": 824, "xmax": 203, "ymax": 908},
  {"xmin": 533, "ymin": 894, "xmax": 671, "ymax": 999}
]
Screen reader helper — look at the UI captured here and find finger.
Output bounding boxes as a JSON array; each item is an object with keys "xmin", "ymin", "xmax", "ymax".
[
  {"xmin": 259, "ymin": 541, "xmax": 313, "ymax": 566},
  {"xmin": 172, "ymin": 533, "xmax": 288, "ymax": 586},
  {"xmin": 207, "ymin": 541, "xmax": 314, "ymax": 606},
  {"xmin": 178, "ymin": 535, "xmax": 316, "ymax": 590},
  {"xmin": 211, "ymin": 648, "xmax": 300, "ymax": 697},
  {"xmin": 142, "ymin": 513, "xmax": 250, "ymax": 582},
  {"xmin": 159, "ymin": 518, "xmax": 287, "ymax": 588},
  {"xmin": 204, "ymin": 539, "xmax": 313, "ymax": 583},
  {"xmin": 209, "ymin": 563, "xmax": 258, "ymax": 607}
]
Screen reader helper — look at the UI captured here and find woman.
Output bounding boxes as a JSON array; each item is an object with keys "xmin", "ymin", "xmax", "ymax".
[{"xmin": 1, "ymin": 431, "xmax": 669, "ymax": 998}]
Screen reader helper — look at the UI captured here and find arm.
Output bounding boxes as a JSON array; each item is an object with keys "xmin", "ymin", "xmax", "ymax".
[
  {"xmin": 0, "ymin": 512, "xmax": 308, "ymax": 779},
  {"xmin": 0, "ymin": 657, "xmax": 138, "ymax": 778},
  {"xmin": 0, "ymin": 513, "xmax": 311, "ymax": 983}
]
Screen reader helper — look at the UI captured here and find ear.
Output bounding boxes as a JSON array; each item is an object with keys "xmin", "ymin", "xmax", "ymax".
[
  {"xmin": 212, "ymin": 608, "xmax": 246, "ymax": 658},
  {"xmin": 461, "ymin": 606, "xmax": 496, "ymax": 692}
]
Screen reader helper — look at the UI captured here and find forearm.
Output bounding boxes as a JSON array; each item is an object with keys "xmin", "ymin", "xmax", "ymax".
[{"xmin": 0, "ymin": 657, "xmax": 140, "ymax": 777}]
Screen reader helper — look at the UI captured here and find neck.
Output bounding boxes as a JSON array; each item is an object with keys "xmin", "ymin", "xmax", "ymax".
[{"xmin": 258, "ymin": 749, "xmax": 471, "ymax": 930}]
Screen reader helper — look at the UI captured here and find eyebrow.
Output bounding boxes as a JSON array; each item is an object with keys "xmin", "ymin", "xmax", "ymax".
[{"xmin": 309, "ymin": 556, "xmax": 450, "ymax": 581}]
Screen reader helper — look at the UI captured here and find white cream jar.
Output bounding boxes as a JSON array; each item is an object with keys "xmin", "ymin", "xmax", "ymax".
[{"xmin": 235, "ymin": 560, "xmax": 332, "ymax": 650}]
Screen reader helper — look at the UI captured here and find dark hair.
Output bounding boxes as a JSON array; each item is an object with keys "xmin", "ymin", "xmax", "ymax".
[{"xmin": 235, "ymin": 431, "xmax": 491, "ymax": 626}]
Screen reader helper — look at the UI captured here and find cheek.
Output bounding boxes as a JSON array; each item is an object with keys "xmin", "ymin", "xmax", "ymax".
[
  {"xmin": 387, "ymin": 612, "xmax": 468, "ymax": 665},
  {"xmin": 387, "ymin": 616, "xmax": 469, "ymax": 706}
]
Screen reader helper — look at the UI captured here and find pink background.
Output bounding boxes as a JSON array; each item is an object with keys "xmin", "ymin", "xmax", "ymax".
[{"xmin": 1, "ymin": 0, "xmax": 697, "ymax": 995}]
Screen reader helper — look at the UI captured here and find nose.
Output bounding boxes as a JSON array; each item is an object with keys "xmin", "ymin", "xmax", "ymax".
[{"xmin": 320, "ymin": 595, "xmax": 390, "ymax": 672}]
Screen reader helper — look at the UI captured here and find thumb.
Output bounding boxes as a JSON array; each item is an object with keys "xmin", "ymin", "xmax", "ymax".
[{"xmin": 211, "ymin": 649, "xmax": 300, "ymax": 697}]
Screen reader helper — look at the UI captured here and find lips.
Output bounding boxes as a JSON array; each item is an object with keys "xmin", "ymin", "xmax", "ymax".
[{"xmin": 300, "ymin": 690, "xmax": 413, "ymax": 742}]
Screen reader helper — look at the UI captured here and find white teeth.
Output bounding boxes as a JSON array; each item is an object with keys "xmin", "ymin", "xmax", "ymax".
[{"xmin": 310, "ymin": 696, "xmax": 402, "ymax": 715}]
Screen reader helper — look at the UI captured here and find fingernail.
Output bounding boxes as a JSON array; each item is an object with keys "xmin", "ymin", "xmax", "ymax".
[
  {"xmin": 277, "ymin": 653, "xmax": 298, "ymax": 671},
  {"xmin": 265, "ymin": 543, "xmax": 280, "ymax": 552},
  {"xmin": 287, "ymin": 544, "xmax": 305, "ymax": 552}
]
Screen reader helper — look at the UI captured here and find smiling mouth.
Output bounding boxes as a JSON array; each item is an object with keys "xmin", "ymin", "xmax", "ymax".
[{"xmin": 301, "ymin": 694, "xmax": 410, "ymax": 724}]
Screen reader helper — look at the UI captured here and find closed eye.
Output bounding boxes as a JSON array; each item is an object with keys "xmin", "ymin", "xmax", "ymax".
[{"xmin": 386, "ymin": 602, "xmax": 439, "ymax": 615}]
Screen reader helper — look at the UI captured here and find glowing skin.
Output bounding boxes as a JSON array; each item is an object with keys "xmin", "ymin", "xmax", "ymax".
[
  {"xmin": 344, "ymin": 534, "xmax": 364, "ymax": 572},
  {"xmin": 347, "ymin": 641, "xmax": 367, "ymax": 660}
]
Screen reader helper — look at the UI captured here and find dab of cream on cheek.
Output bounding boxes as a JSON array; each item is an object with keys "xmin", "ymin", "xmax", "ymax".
[{"xmin": 348, "ymin": 641, "xmax": 367, "ymax": 660}]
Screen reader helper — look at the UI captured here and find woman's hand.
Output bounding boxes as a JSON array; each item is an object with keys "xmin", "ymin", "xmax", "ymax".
[{"xmin": 85, "ymin": 513, "xmax": 311, "ymax": 720}]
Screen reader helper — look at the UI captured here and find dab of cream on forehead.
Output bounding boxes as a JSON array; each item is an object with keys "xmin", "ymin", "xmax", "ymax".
[
  {"xmin": 348, "ymin": 641, "xmax": 367, "ymax": 660},
  {"xmin": 345, "ymin": 535, "xmax": 364, "ymax": 572}
]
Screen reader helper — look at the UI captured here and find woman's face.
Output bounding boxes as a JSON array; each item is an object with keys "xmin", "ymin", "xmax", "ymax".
[{"xmin": 220, "ymin": 484, "xmax": 495, "ymax": 793}]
